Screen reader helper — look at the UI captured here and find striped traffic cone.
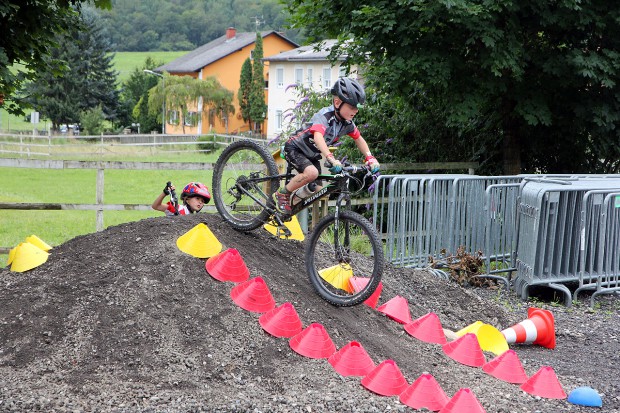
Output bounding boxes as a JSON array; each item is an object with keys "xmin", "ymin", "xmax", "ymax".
[{"xmin": 501, "ymin": 307, "xmax": 556, "ymax": 349}]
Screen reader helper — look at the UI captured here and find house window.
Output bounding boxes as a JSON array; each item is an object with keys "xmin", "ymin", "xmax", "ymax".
[
  {"xmin": 276, "ymin": 67, "xmax": 284, "ymax": 88},
  {"xmin": 338, "ymin": 66, "xmax": 347, "ymax": 78},
  {"xmin": 168, "ymin": 110, "xmax": 179, "ymax": 125},
  {"xmin": 184, "ymin": 111, "xmax": 198, "ymax": 127},
  {"xmin": 322, "ymin": 68, "xmax": 331, "ymax": 89},
  {"xmin": 275, "ymin": 109, "xmax": 283, "ymax": 131},
  {"xmin": 295, "ymin": 68, "xmax": 303, "ymax": 85},
  {"xmin": 307, "ymin": 68, "xmax": 313, "ymax": 86}
]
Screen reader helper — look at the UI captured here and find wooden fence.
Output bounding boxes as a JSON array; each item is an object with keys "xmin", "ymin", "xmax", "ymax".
[{"xmin": 0, "ymin": 137, "xmax": 478, "ymax": 253}]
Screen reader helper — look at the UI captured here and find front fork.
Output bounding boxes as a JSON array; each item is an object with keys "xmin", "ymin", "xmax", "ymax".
[{"xmin": 334, "ymin": 191, "xmax": 351, "ymax": 263}]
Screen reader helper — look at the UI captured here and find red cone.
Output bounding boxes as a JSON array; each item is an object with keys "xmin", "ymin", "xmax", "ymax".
[
  {"xmin": 377, "ymin": 295, "xmax": 412, "ymax": 324},
  {"xmin": 230, "ymin": 276, "xmax": 275, "ymax": 313},
  {"xmin": 361, "ymin": 359, "xmax": 409, "ymax": 396},
  {"xmin": 328, "ymin": 341, "xmax": 375, "ymax": 377},
  {"xmin": 206, "ymin": 248, "xmax": 250, "ymax": 282},
  {"xmin": 442, "ymin": 333, "xmax": 486, "ymax": 367},
  {"xmin": 520, "ymin": 366, "xmax": 566, "ymax": 399},
  {"xmin": 439, "ymin": 388, "xmax": 486, "ymax": 413},
  {"xmin": 482, "ymin": 349, "xmax": 528, "ymax": 384},
  {"xmin": 405, "ymin": 312, "xmax": 447, "ymax": 344},
  {"xmin": 399, "ymin": 373, "xmax": 450, "ymax": 411},
  {"xmin": 289, "ymin": 323, "xmax": 336, "ymax": 359},
  {"xmin": 258, "ymin": 302, "xmax": 303, "ymax": 338},
  {"xmin": 348, "ymin": 277, "xmax": 383, "ymax": 309}
]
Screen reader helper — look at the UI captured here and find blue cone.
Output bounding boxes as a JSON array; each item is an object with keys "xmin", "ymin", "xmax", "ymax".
[{"xmin": 567, "ymin": 386, "xmax": 602, "ymax": 407}]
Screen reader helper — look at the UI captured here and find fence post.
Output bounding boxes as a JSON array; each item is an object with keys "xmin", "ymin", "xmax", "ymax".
[{"xmin": 96, "ymin": 167, "xmax": 104, "ymax": 231}]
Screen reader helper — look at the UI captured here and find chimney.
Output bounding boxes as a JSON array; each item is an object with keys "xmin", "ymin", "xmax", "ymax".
[{"xmin": 226, "ymin": 27, "xmax": 236, "ymax": 40}]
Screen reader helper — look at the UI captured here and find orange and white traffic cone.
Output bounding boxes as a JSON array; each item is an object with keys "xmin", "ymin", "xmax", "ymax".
[{"xmin": 501, "ymin": 307, "xmax": 556, "ymax": 349}]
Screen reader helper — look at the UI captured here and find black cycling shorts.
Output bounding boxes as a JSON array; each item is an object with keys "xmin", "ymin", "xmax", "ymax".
[{"xmin": 284, "ymin": 142, "xmax": 321, "ymax": 174}]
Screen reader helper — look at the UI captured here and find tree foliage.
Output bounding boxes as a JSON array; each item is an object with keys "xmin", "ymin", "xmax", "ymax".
[
  {"xmin": 147, "ymin": 74, "xmax": 234, "ymax": 134},
  {"xmin": 0, "ymin": 0, "xmax": 111, "ymax": 114},
  {"xmin": 238, "ymin": 58, "xmax": 253, "ymax": 125},
  {"xmin": 23, "ymin": 8, "xmax": 120, "ymax": 130},
  {"xmin": 249, "ymin": 33, "xmax": 267, "ymax": 134},
  {"xmin": 97, "ymin": 0, "xmax": 295, "ymax": 52},
  {"xmin": 285, "ymin": 0, "xmax": 620, "ymax": 174},
  {"xmin": 118, "ymin": 57, "xmax": 163, "ymax": 133}
]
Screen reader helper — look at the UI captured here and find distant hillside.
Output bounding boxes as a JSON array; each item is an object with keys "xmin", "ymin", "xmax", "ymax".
[{"xmin": 96, "ymin": 0, "xmax": 301, "ymax": 52}]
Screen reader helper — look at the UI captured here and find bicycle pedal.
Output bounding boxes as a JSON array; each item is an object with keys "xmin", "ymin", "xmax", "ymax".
[{"xmin": 276, "ymin": 226, "xmax": 293, "ymax": 238}]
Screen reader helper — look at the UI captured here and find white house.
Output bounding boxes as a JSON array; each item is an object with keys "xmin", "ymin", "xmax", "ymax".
[{"xmin": 263, "ymin": 40, "xmax": 361, "ymax": 140}]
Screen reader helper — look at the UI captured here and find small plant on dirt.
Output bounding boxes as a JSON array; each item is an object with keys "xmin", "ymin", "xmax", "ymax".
[{"xmin": 428, "ymin": 246, "xmax": 498, "ymax": 288}]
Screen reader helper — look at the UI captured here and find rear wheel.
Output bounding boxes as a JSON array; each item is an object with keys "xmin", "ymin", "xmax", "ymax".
[
  {"xmin": 212, "ymin": 140, "xmax": 279, "ymax": 231},
  {"xmin": 305, "ymin": 210, "xmax": 384, "ymax": 306}
]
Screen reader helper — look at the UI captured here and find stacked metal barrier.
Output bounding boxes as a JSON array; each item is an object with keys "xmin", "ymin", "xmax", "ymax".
[
  {"xmin": 513, "ymin": 179, "xmax": 620, "ymax": 305},
  {"xmin": 372, "ymin": 174, "xmax": 521, "ymax": 279},
  {"xmin": 373, "ymin": 173, "xmax": 620, "ymax": 306},
  {"xmin": 573, "ymin": 191, "xmax": 620, "ymax": 306}
]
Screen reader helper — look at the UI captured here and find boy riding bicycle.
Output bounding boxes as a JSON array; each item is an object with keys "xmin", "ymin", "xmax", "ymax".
[{"xmin": 273, "ymin": 77, "xmax": 380, "ymax": 214}]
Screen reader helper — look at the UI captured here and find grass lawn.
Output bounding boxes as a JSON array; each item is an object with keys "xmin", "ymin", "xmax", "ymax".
[
  {"xmin": 0, "ymin": 146, "xmax": 222, "ymax": 268},
  {"xmin": 113, "ymin": 51, "xmax": 188, "ymax": 82}
]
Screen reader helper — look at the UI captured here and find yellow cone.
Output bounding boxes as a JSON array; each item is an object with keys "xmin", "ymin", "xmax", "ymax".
[
  {"xmin": 319, "ymin": 263, "xmax": 353, "ymax": 291},
  {"xmin": 456, "ymin": 321, "xmax": 509, "ymax": 356},
  {"xmin": 10, "ymin": 242, "xmax": 50, "ymax": 272},
  {"xmin": 25, "ymin": 235, "xmax": 53, "ymax": 251},
  {"xmin": 263, "ymin": 215, "xmax": 305, "ymax": 241},
  {"xmin": 176, "ymin": 223, "xmax": 223, "ymax": 258},
  {"xmin": 7, "ymin": 245, "xmax": 17, "ymax": 266}
]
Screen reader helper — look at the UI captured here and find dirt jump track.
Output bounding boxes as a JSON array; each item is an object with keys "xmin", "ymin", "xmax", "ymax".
[{"xmin": 1, "ymin": 213, "xmax": 619, "ymax": 412}]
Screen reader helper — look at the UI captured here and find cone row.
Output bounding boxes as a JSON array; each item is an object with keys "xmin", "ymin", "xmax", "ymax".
[{"xmin": 206, "ymin": 248, "xmax": 250, "ymax": 282}]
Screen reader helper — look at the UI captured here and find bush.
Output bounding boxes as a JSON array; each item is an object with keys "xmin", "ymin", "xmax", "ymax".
[{"xmin": 197, "ymin": 134, "xmax": 218, "ymax": 154}]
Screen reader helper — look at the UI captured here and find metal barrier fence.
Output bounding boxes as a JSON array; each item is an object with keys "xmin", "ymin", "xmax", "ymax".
[
  {"xmin": 574, "ymin": 191, "xmax": 620, "ymax": 306},
  {"xmin": 373, "ymin": 174, "xmax": 620, "ymax": 306},
  {"xmin": 513, "ymin": 178, "xmax": 620, "ymax": 306}
]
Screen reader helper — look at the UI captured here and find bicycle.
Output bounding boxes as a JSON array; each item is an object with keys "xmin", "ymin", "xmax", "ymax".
[{"xmin": 211, "ymin": 139, "xmax": 384, "ymax": 307}]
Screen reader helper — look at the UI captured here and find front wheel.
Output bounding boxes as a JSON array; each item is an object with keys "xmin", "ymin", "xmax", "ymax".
[
  {"xmin": 212, "ymin": 140, "xmax": 279, "ymax": 231},
  {"xmin": 305, "ymin": 210, "xmax": 384, "ymax": 306}
]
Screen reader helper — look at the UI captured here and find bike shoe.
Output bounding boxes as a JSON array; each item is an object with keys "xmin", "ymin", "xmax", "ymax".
[{"xmin": 272, "ymin": 190, "xmax": 292, "ymax": 214}]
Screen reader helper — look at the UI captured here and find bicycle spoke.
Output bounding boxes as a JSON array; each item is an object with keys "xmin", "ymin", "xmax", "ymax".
[
  {"xmin": 306, "ymin": 210, "xmax": 383, "ymax": 306},
  {"xmin": 212, "ymin": 140, "xmax": 279, "ymax": 231}
]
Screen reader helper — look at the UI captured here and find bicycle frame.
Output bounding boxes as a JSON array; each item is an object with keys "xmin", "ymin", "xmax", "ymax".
[{"xmin": 233, "ymin": 171, "xmax": 350, "ymax": 218}]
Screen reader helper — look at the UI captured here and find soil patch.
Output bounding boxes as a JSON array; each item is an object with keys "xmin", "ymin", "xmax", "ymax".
[{"xmin": 1, "ymin": 213, "xmax": 618, "ymax": 412}]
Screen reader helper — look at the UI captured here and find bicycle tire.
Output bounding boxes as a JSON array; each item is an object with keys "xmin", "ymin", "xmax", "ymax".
[
  {"xmin": 305, "ymin": 210, "xmax": 384, "ymax": 306},
  {"xmin": 212, "ymin": 140, "xmax": 280, "ymax": 231}
]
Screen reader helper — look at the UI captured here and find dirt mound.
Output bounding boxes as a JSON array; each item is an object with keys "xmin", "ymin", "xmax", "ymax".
[{"xmin": 1, "ymin": 213, "xmax": 618, "ymax": 412}]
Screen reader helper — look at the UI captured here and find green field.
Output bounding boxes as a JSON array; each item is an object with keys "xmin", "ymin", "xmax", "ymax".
[
  {"xmin": 113, "ymin": 50, "xmax": 188, "ymax": 82},
  {"xmin": 0, "ymin": 143, "xmax": 224, "ymax": 268},
  {"xmin": 0, "ymin": 51, "xmax": 188, "ymax": 132}
]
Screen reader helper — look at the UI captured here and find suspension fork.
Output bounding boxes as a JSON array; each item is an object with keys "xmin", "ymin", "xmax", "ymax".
[{"xmin": 333, "ymin": 191, "xmax": 352, "ymax": 262}]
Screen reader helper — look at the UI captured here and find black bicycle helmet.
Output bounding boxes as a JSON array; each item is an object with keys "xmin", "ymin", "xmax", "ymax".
[{"xmin": 330, "ymin": 77, "xmax": 366, "ymax": 108}]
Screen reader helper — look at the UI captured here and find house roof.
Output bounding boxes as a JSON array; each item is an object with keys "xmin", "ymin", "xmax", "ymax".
[
  {"xmin": 263, "ymin": 39, "xmax": 345, "ymax": 62},
  {"xmin": 156, "ymin": 30, "xmax": 299, "ymax": 73}
]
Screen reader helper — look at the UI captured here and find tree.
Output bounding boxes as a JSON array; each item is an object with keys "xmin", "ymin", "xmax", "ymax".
[
  {"xmin": 147, "ymin": 74, "xmax": 234, "ymax": 134},
  {"xmin": 118, "ymin": 57, "xmax": 163, "ymax": 133},
  {"xmin": 285, "ymin": 0, "xmax": 620, "ymax": 174},
  {"xmin": 23, "ymin": 9, "xmax": 120, "ymax": 130},
  {"xmin": 249, "ymin": 32, "xmax": 267, "ymax": 134},
  {"xmin": 0, "ymin": 0, "xmax": 111, "ymax": 115},
  {"xmin": 238, "ymin": 58, "xmax": 253, "ymax": 127}
]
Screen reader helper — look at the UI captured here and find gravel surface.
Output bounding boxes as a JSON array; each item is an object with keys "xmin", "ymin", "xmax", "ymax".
[{"xmin": 1, "ymin": 213, "xmax": 619, "ymax": 412}]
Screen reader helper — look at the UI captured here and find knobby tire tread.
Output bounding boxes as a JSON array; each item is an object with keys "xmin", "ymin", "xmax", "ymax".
[
  {"xmin": 212, "ymin": 140, "xmax": 279, "ymax": 232},
  {"xmin": 305, "ymin": 210, "xmax": 384, "ymax": 306}
]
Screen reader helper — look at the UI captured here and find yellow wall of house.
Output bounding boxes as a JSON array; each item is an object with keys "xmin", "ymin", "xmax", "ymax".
[{"xmin": 166, "ymin": 34, "xmax": 296, "ymax": 136}]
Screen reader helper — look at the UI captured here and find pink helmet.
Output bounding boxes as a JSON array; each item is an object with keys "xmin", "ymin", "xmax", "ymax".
[{"xmin": 181, "ymin": 182, "xmax": 211, "ymax": 203}]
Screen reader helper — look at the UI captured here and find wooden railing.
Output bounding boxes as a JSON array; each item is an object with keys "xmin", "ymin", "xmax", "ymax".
[{"xmin": 0, "ymin": 140, "xmax": 478, "ymax": 253}]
